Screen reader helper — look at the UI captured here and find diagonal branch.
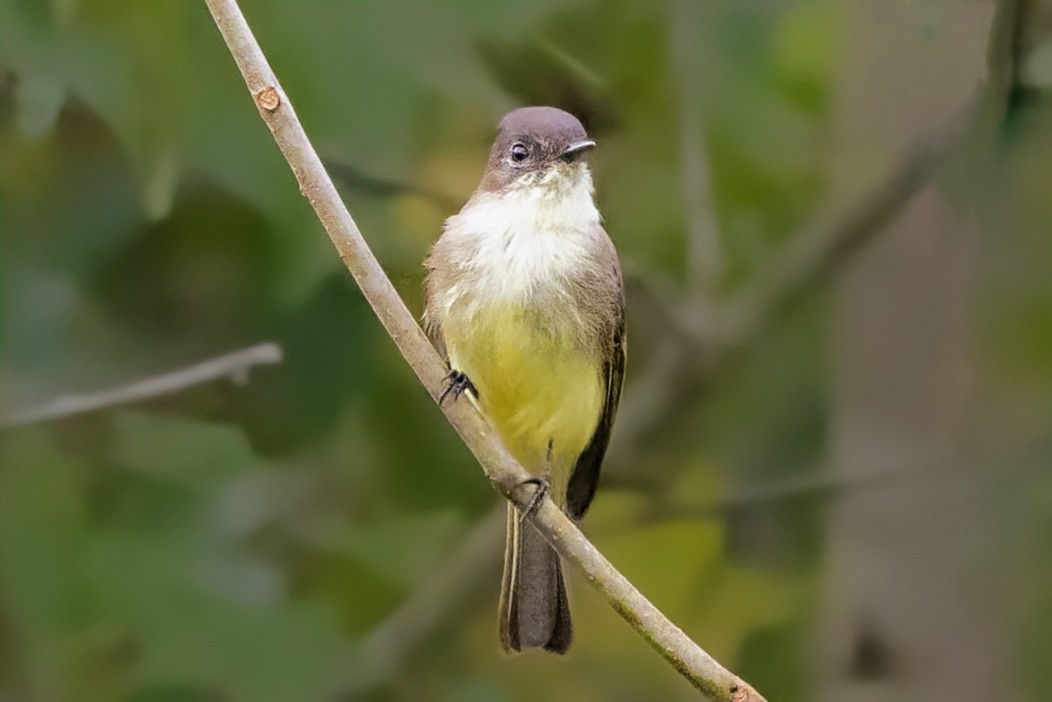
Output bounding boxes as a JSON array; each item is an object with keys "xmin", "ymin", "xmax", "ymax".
[
  {"xmin": 340, "ymin": 0, "xmax": 1030, "ymax": 679},
  {"xmin": 713, "ymin": 87, "xmax": 981, "ymax": 348},
  {"xmin": 669, "ymin": 0, "xmax": 724, "ymax": 299},
  {"xmin": 702, "ymin": 0, "xmax": 1025, "ymax": 350},
  {"xmin": 602, "ymin": 85, "xmax": 983, "ymax": 490},
  {"xmin": 342, "ymin": 505, "xmax": 506, "ymax": 696},
  {"xmin": 633, "ymin": 462, "xmax": 918, "ymax": 527},
  {"xmin": 203, "ymin": 1, "xmax": 765, "ymax": 700},
  {"xmin": 0, "ymin": 341, "xmax": 283, "ymax": 430},
  {"xmin": 326, "ymin": 158, "xmax": 459, "ymax": 210},
  {"xmin": 986, "ymin": 0, "xmax": 1031, "ymax": 112},
  {"xmin": 349, "ymin": 457, "xmax": 919, "ymax": 691}
]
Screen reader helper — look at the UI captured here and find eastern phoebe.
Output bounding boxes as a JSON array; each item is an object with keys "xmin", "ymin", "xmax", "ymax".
[{"xmin": 423, "ymin": 106, "xmax": 625, "ymax": 654}]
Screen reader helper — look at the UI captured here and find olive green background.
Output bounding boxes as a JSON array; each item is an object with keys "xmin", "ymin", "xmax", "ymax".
[{"xmin": 2, "ymin": 2, "xmax": 1051, "ymax": 701}]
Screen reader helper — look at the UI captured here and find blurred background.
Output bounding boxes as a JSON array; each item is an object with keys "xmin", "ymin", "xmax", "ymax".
[{"xmin": 2, "ymin": 1, "xmax": 1051, "ymax": 701}]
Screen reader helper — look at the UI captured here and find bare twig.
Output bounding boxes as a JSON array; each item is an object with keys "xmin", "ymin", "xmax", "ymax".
[
  {"xmin": 203, "ymin": 1, "xmax": 765, "ymax": 700},
  {"xmin": 713, "ymin": 87, "xmax": 982, "ymax": 349},
  {"xmin": 342, "ymin": 505, "xmax": 506, "ymax": 695},
  {"xmin": 326, "ymin": 159, "xmax": 459, "ymax": 210},
  {"xmin": 0, "ymin": 342, "xmax": 283, "ymax": 430},
  {"xmin": 707, "ymin": 0, "xmax": 1026, "ymax": 349},
  {"xmin": 634, "ymin": 462, "xmax": 918, "ymax": 527},
  {"xmin": 343, "ymin": 0, "xmax": 1028, "ymax": 678},
  {"xmin": 607, "ymin": 24, "xmax": 1016, "ymax": 487},
  {"xmin": 603, "ymin": 87, "xmax": 983, "ymax": 490},
  {"xmin": 707, "ymin": 0, "xmax": 1025, "ymax": 348},
  {"xmin": 534, "ymin": 37, "xmax": 607, "ymax": 91},
  {"xmin": 986, "ymin": 0, "xmax": 1031, "ymax": 110},
  {"xmin": 669, "ymin": 0, "xmax": 724, "ymax": 298},
  {"xmin": 351, "ymin": 458, "xmax": 921, "ymax": 689}
]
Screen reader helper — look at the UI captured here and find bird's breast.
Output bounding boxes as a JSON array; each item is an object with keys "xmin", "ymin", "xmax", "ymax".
[
  {"xmin": 442, "ymin": 299, "xmax": 604, "ymax": 491},
  {"xmin": 434, "ymin": 189, "xmax": 606, "ymax": 485}
]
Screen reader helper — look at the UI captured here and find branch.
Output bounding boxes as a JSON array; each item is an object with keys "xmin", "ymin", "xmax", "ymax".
[
  {"xmin": 709, "ymin": 0, "xmax": 1026, "ymax": 348},
  {"xmin": 351, "ymin": 457, "xmax": 919, "ymax": 689},
  {"xmin": 340, "ymin": 0, "xmax": 1034, "ymax": 679},
  {"xmin": 326, "ymin": 159, "xmax": 459, "ymax": 210},
  {"xmin": 634, "ymin": 462, "xmax": 917, "ymax": 527},
  {"xmin": 602, "ymin": 87, "xmax": 983, "ymax": 491},
  {"xmin": 608, "ymin": 0, "xmax": 1023, "ymax": 488},
  {"xmin": 986, "ymin": 0, "xmax": 1030, "ymax": 112},
  {"xmin": 203, "ymin": 1, "xmax": 765, "ymax": 699},
  {"xmin": 341, "ymin": 505, "xmax": 506, "ymax": 695},
  {"xmin": 669, "ymin": 0, "xmax": 724, "ymax": 298},
  {"xmin": 712, "ymin": 87, "xmax": 981, "ymax": 349},
  {"xmin": 0, "ymin": 341, "xmax": 283, "ymax": 430}
]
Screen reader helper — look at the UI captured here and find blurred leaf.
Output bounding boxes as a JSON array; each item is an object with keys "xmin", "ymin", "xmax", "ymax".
[
  {"xmin": 771, "ymin": 1, "xmax": 840, "ymax": 112},
  {"xmin": 112, "ymin": 412, "xmax": 260, "ymax": 489},
  {"xmin": 121, "ymin": 684, "xmax": 226, "ymax": 702},
  {"xmin": 92, "ymin": 180, "xmax": 278, "ymax": 359},
  {"xmin": 2, "ymin": 2, "xmax": 1048, "ymax": 700},
  {"xmin": 329, "ymin": 510, "xmax": 465, "ymax": 587},
  {"xmin": 15, "ymin": 68, "xmax": 65, "ymax": 136},
  {"xmin": 738, "ymin": 620, "xmax": 808, "ymax": 702},
  {"xmin": 239, "ymin": 271, "xmax": 370, "ymax": 455},
  {"xmin": 0, "ymin": 431, "xmax": 88, "ymax": 696}
]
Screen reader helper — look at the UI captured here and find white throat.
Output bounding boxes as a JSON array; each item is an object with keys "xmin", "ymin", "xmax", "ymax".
[
  {"xmin": 463, "ymin": 165, "xmax": 599, "ymax": 233},
  {"xmin": 442, "ymin": 166, "xmax": 601, "ymax": 304}
]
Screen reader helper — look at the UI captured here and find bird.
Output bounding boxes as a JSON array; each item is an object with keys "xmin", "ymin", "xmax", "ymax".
[{"xmin": 423, "ymin": 106, "xmax": 625, "ymax": 654}]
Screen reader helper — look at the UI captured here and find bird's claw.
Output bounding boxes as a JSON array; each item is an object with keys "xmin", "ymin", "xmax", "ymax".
[
  {"xmin": 518, "ymin": 476, "xmax": 549, "ymax": 523},
  {"xmin": 439, "ymin": 370, "xmax": 477, "ymax": 405}
]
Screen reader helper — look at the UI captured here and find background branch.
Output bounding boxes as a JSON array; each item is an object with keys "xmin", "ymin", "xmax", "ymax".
[
  {"xmin": 203, "ymin": 1, "xmax": 765, "ymax": 699},
  {"xmin": 713, "ymin": 88, "xmax": 981, "ymax": 348},
  {"xmin": 707, "ymin": 0, "xmax": 1023, "ymax": 351},
  {"xmin": 604, "ymin": 86, "xmax": 983, "ymax": 488},
  {"xmin": 669, "ymin": 0, "xmax": 724, "ymax": 300},
  {"xmin": 349, "ymin": 455, "xmax": 929, "ymax": 690},
  {"xmin": 336, "ymin": 1, "xmax": 1010, "ymax": 678},
  {"xmin": 0, "ymin": 341, "xmax": 283, "ymax": 430},
  {"xmin": 633, "ymin": 461, "xmax": 921, "ymax": 526},
  {"xmin": 986, "ymin": 0, "xmax": 1031, "ymax": 113},
  {"xmin": 340, "ymin": 505, "xmax": 506, "ymax": 696},
  {"xmin": 326, "ymin": 159, "xmax": 459, "ymax": 210}
]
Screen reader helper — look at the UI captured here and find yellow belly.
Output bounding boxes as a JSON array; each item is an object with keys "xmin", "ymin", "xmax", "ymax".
[{"xmin": 444, "ymin": 303, "xmax": 602, "ymax": 502}]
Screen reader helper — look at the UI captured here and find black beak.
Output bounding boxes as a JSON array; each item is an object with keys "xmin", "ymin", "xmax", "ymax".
[{"xmin": 561, "ymin": 139, "xmax": 596, "ymax": 161}]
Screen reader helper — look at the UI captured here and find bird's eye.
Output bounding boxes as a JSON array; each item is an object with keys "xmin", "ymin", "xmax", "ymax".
[{"xmin": 510, "ymin": 143, "xmax": 529, "ymax": 162}]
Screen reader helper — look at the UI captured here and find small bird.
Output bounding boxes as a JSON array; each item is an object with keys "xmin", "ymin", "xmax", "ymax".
[{"xmin": 424, "ymin": 106, "xmax": 625, "ymax": 654}]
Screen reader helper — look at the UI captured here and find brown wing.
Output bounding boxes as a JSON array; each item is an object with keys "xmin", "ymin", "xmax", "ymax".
[
  {"xmin": 565, "ymin": 307, "xmax": 625, "ymax": 520},
  {"xmin": 421, "ymin": 244, "xmax": 449, "ymax": 362},
  {"xmin": 424, "ymin": 312, "xmax": 447, "ymax": 362}
]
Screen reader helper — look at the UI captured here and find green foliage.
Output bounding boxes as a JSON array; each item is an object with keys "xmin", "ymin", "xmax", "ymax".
[{"xmin": 3, "ymin": 1, "xmax": 1050, "ymax": 701}]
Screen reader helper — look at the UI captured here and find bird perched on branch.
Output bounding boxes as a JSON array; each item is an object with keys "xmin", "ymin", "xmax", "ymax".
[{"xmin": 424, "ymin": 106, "xmax": 625, "ymax": 654}]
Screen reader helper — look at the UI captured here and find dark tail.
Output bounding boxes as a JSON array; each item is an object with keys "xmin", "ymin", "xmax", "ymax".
[{"xmin": 498, "ymin": 503, "xmax": 572, "ymax": 654}]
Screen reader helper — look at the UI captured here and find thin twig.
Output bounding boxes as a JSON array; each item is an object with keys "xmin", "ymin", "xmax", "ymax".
[
  {"xmin": 634, "ymin": 462, "xmax": 918, "ymax": 527},
  {"xmin": 670, "ymin": 0, "xmax": 724, "ymax": 298},
  {"xmin": 341, "ymin": 505, "xmax": 506, "ymax": 696},
  {"xmin": 203, "ymin": 1, "xmax": 764, "ymax": 700},
  {"xmin": 986, "ymin": 0, "xmax": 1031, "ymax": 111},
  {"xmin": 713, "ymin": 87, "xmax": 982, "ymax": 349},
  {"xmin": 0, "ymin": 342, "xmax": 283, "ymax": 430},
  {"xmin": 351, "ymin": 457, "xmax": 922, "ymax": 690},
  {"xmin": 326, "ymin": 159, "xmax": 459, "ymax": 210},
  {"xmin": 343, "ymin": 0, "xmax": 1027, "ymax": 679},
  {"xmin": 706, "ymin": 0, "xmax": 1025, "ymax": 348},
  {"xmin": 603, "ymin": 86, "xmax": 983, "ymax": 490}
]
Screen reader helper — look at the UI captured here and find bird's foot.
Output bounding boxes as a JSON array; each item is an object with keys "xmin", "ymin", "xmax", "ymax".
[
  {"xmin": 518, "ymin": 476, "xmax": 549, "ymax": 523},
  {"xmin": 439, "ymin": 370, "xmax": 477, "ymax": 405}
]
